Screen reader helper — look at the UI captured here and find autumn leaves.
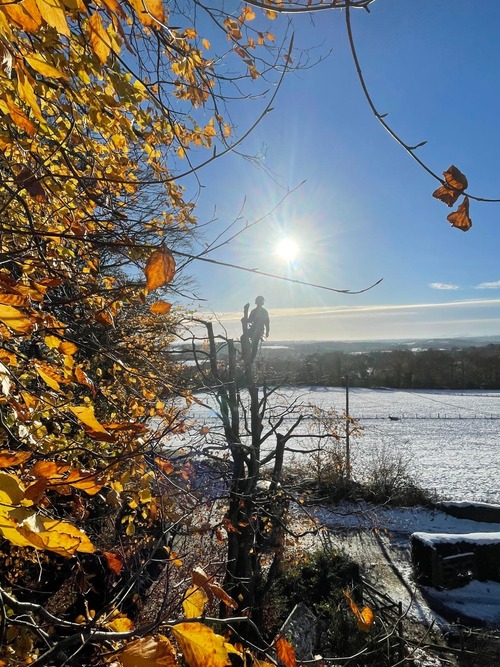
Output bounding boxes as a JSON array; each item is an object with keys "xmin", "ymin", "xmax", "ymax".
[{"xmin": 433, "ymin": 165, "xmax": 472, "ymax": 232}]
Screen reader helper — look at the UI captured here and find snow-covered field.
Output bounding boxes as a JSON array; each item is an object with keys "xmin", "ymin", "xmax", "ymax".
[{"xmin": 180, "ymin": 387, "xmax": 500, "ymax": 503}]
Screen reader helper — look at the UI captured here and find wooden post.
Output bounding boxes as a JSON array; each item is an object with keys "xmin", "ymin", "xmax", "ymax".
[{"xmin": 345, "ymin": 374, "xmax": 350, "ymax": 479}]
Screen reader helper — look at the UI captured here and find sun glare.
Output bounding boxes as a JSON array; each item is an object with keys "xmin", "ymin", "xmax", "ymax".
[{"xmin": 275, "ymin": 237, "xmax": 299, "ymax": 262}]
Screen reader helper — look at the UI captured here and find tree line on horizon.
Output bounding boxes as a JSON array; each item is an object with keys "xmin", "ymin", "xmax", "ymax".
[{"xmin": 256, "ymin": 345, "xmax": 500, "ymax": 390}]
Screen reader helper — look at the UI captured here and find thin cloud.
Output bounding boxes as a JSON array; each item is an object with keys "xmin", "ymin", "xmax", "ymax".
[
  {"xmin": 475, "ymin": 280, "xmax": 500, "ymax": 290},
  {"xmin": 429, "ymin": 282, "xmax": 460, "ymax": 290}
]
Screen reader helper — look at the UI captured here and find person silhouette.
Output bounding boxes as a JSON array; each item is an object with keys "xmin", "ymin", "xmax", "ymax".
[{"xmin": 246, "ymin": 296, "xmax": 270, "ymax": 363}]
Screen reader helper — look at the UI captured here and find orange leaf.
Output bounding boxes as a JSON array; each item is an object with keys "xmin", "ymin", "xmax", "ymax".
[
  {"xmin": 60, "ymin": 340, "xmax": 78, "ymax": 355},
  {"xmin": 103, "ymin": 551, "xmax": 124, "ymax": 575},
  {"xmin": 191, "ymin": 566, "xmax": 214, "ymax": 602},
  {"xmin": 432, "ymin": 165, "xmax": 468, "ymax": 207},
  {"xmin": 23, "ymin": 479, "xmax": 47, "ymax": 503},
  {"xmin": 145, "ymin": 246, "xmax": 175, "ymax": 292},
  {"xmin": 2, "ymin": 0, "xmax": 42, "ymax": 32},
  {"xmin": 75, "ymin": 365, "xmax": 96, "ymax": 394},
  {"xmin": 0, "ymin": 293, "xmax": 29, "ymax": 308},
  {"xmin": 343, "ymin": 590, "xmax": 374, "ymax": 633},
  {"xmin": 150, "ymin": 300, "xmax": 172, "ymax": 315},
  {"xmin": 155, "ymin": 457, "xmax": 174, "ymax": 474},
  {"xmin": 0, "ymin": 451, "xmax": 32, "ymax": 468},
  {"xmin": 29, "ymin": 460, "xmax": 70, "ymax": 480},
  {"xmin": 5, "ymin": 94, "xmax": 37, "ymax": 136},
  {"xmin": 209, "ymin": 583, "xmax": 238, "ymax": 610},
  {"xmin": 88, "ymin": 12, "xmax": 111, "ymax": 64},
  {"xmin": 447, "ymin": 196, "xmax": 472, "ymax": 232},
  {"xmin": 275, "ymin": 635, "xmax": 296, "ymax": 667},
  {"xmin": 95, "ymin": 310, "xmax": 114, "ymax": 326}
]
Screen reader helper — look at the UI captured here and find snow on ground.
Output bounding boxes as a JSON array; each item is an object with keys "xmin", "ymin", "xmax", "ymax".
[
  {"xmin": 305, "ymin": 502, "xmax": 500, "ymax": 629},
  {"xmin": 179, "ymin": 386, "xmax": 500, "ymax": 503}
]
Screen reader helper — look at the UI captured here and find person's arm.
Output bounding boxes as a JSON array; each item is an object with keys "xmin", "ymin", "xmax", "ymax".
[{"xmin": 265, "ymin": 312, "xmax": 270, "ymax": 337}]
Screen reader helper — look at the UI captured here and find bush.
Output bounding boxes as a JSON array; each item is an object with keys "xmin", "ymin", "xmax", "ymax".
[
  {"xmin": 362, "ymin": 446, "xmax": 433, "ymax": 506},
  {"xmin": 262, "ymin": 549, "xmax": 365, "ymax": 657}
]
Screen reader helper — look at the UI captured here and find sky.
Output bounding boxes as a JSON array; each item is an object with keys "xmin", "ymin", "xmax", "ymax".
[{"xmin": 180, "ymin": 1, "xmax": 500, "ymax": 342}]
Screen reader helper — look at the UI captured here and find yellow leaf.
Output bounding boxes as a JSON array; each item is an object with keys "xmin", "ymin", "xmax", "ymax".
[
  {"xmin": 0, "ymin": 451, "xmax": 32, "ymax": 469},
  {"xmin": 25, "ymin": 53, "xmax": 67, "ymax": 80},
  {"xmin": 202, "ymin": 39, "xmax": 210, "ymax": 50},
  {"xmin": 118, "ymin": 635, "xmax": 178, "ymax": 667},
  {"xmin": 128, "ymin": 0, "xmax": 165, "ymax": 27},
  {"xmin": 0, "ymin": 472, "xmax": 25, "ymax": 510},
  {"xmin": 144, "ymin": 246, "xmax": 176, "ymax": 292},
  {"xmin": 172, "ymin": 622, "xmax": 230, "ymax": 667},
  {"xmin": 88, "ymin": 12, "xmax": 111, "ymax": 64},
  {"xmin": 0, "ymin": 304, "xmax": 33, "ymax": 334},
  {"xmin": 16, "ymin": 68, "xmax": 43, "ymax": 121},
  {"xmin": 241, "ymin": 6, "xmax": 255, "ymax": 21},
  {"xmin": 177, "ymin": 145, "xmax": 185, "ymax": 159},
  {"xmin": 105, "ymin": 613, "xmax": 134, "ymax": 633},
  {"xmin": 0, "ymin": 514, "xmax": 34, "ymax": 548},
  {"xmin": 35, "ymin": 0, "xmax": 70, "ymax": 36},
  {"xmin": 44, "ymin": 335, "xmax": 61, "ymax": 349},
  {"xmin": 182, "ymin": 585, "xmax": 208, "ymax": 619},
  {"xmin": 69, "ymin": 405, "xmax": 111, "ymax": 437},
  {"xmin": 36, "ymin": 365, "xmax": 62, "ymax": 391},
  {"xmin": 150, "ymin": 301, "xmax": 172, "ymax": 315},
  {"xmin": 20, "ymin": 517, "xmax": 95, "ymax": 556}
]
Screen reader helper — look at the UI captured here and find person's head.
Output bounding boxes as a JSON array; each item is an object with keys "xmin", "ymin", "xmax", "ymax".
[{"xmin": 255, "ymin": 296, "xmax": 265, "ymax": 306}]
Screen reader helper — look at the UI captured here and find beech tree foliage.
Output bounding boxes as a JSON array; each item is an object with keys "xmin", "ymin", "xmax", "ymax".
[
  {"xmin": 0, "ymin": 0, "xmax": 297, "ymax": 663},
  {"xmin": 0, "ymin": 0, "xmax": 480, "ymax": 664}
]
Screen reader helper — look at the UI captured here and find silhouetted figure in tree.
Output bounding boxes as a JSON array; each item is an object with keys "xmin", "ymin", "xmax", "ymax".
[{"xmin": 243, "ymin": 295, "xmax": 270, "ymax": 363}]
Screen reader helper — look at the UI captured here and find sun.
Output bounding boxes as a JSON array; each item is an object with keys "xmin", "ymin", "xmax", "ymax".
[{"xmin": 275, "ymin": 237, "xmax": 300, "ymax": 262}]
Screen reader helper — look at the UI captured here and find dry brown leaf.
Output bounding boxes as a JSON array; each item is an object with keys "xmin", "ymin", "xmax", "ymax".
[
  {"xmin": 432, "ymin": 165, "xmax": 468, "ymax": 206},
  {"xmin": 447, "ymin": 196, "xmax": 472, "ymax": 232},
  {"xmin": 118, "ymin": 635, "xmax": 178, "ymax": 667},
  {"xmin": 145, "ymin": 246, "xmax": 175, "ymax": 292},
  {"xmin": 14, "ymin": 166, "xmax": 47, "ymax": 201}
]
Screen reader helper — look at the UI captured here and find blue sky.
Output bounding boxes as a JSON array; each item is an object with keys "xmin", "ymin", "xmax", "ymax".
[{"xmin": 182, "ymin": 1, "xmax": 500, "ymax": 341}]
